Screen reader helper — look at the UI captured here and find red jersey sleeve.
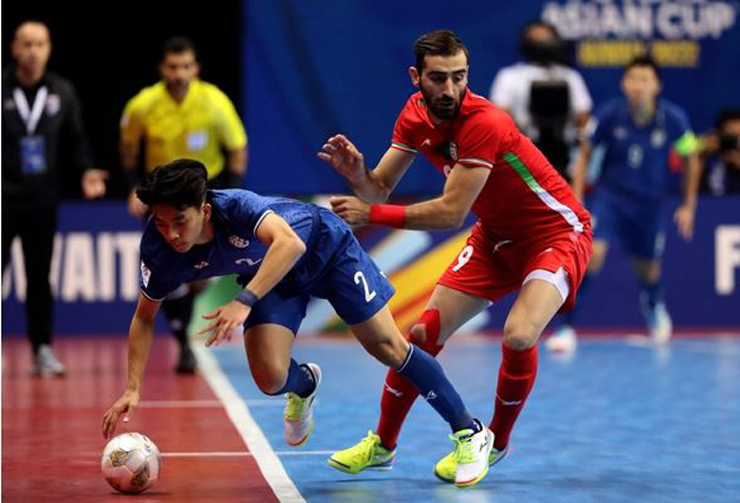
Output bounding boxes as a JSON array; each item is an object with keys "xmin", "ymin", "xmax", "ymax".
[
  {"xmin": 456, "ymin": 109, "xmax": 514, "ymax": 170},
  {"xmin": 390, "ymin": 100, "xmax": 419, "ymax": 154}
]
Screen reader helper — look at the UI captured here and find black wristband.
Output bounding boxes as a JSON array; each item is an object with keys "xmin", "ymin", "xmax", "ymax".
[{"xmin": 235, "ymin": 288, "xmax": 259, "ymax": 307}]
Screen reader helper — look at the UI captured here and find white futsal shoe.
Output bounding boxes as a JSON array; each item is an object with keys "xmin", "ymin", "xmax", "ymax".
[
  {"xmin": 646, "ymin": 302, "xmax": 673, "ymax": 345},
  {"xmin": 32, "ymin": 344, "xmax": 67, "ymax": 377},
  {"xmin": 284, "ymin": 363, "xmax": 322, "ymax": 446},
  {"xmin": 450, "ymin": 421, "xmax": 494, "ymax": 487},
  {"xmin": 545, "ymin": 325, "xmax": 578, "ymax": 354}
]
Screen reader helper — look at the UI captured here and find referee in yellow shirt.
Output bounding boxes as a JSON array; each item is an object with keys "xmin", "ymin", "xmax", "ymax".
[{"xmin": 120, "ymin": 36, "xmax": 247, "ymax": 373}]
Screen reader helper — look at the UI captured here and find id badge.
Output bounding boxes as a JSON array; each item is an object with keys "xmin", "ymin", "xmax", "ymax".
[{"xmin": 20, "ymin": 136, "xmax": 47, "ymax": 174}]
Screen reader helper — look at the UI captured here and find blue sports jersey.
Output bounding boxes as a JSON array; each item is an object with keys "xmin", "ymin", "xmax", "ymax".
[
  {"xmin": 139, "ymin": 189, "xmax": 394, "ymax": 329},
  {"xmin": 140, "ymin": 189, "xmax": 318, "ymax": 300},
  {"xmin": 590, "ymin": 97, "xmax": 693, "ymax": 202}
]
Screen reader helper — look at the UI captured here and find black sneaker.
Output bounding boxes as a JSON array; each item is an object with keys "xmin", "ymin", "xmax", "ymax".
[{"xmin": 176, "ymin": 345, "xmax": 197, "ymax": 374}]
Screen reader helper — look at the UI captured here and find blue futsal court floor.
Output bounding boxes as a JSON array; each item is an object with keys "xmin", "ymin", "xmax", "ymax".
[{"xmin": 205, "ymin": 335, "xmax": 740, "ymax": 503}]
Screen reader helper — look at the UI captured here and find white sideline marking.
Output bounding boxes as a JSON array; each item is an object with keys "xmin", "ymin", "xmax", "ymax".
[
  {"xmin": 194, "ymin": 346, "xmax": 306, "ymax": 503},
  {"xmin": 160, "ymin": 450, "xmax": 334, "ymax": 458}
]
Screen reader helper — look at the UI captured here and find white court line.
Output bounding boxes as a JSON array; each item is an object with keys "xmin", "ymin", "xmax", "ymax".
[
  {"xmin": 139, "ymin": 400, "xmax": 222, "ymax": 408},
  {"xmin": 244, "ymin": 399, "xmax": 285, "ymax": 407},
  {"xmin": 194, "ymin": 346, "xmax": 306, "ymax": 503},
  {"xmin": 162, "ymin": 451, "xmax": 251, "ymax": 457},
  {"xmin": 160, "ymin": 450, "xmax": 334, "ymax": 458}
]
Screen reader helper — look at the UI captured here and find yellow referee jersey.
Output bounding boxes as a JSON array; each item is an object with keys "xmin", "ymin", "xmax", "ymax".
[{"xmin": 120, "ymin": 79, "xmax": 247, "ymax": 179}]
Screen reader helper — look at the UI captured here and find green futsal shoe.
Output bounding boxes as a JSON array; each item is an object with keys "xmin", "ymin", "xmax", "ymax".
[
  {"xmin": 434, "ymin": 441, "xmax": 508, "ymax": 484},
  {"xmin": 328, "ymin": 431, "xmax": 396, "ymax": 474}
]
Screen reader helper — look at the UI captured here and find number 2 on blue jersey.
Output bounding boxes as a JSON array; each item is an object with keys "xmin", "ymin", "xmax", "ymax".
[{"xmin": 354, "ymin": 271, "xmax": 377, "ymax": 302}]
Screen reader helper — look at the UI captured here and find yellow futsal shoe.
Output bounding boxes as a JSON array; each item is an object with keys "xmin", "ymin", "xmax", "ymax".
[
  {"xmin": 434, "ymin": 439, "xmax": 508, "ymax": 484},
  {"xmin": 328, "ymin": 431, "xmax": 396, "ymax": 474}
]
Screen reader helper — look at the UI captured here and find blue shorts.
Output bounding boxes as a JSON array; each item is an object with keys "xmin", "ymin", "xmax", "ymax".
[
  {"xmin": 243, "ymin": 209, "xmax": 395, "ymax": 333},
  {"xmin": 589, "ymin": 189, "xmax": 667, "ymax": 260}
]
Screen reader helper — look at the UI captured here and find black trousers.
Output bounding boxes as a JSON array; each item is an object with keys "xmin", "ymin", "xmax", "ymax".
[{"xmin": 2, "ymin": 203, "xmax": 58, "ymax": 354}]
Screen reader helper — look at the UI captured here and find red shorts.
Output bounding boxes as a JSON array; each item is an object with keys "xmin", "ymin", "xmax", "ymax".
[{"xmin": 438, "ymin": 223, "xmax": 593, "ymax": 312}]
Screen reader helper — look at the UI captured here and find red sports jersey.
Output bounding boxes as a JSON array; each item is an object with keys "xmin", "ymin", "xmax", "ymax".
[{"xmin": 391, "ymin": 90, "xmax": 590, "ymax": 241}]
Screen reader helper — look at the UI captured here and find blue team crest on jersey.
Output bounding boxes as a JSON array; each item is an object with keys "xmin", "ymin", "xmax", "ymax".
[
  {"xmin": 651, "ymin": 129, "xmax": 666, "ymax": 148},
  {"xmin": 229, "ymin": 235, "xmax": 250, "ymax": 248},
  {"xmin": 613, "ymin": 126, "xmax": 628, "ymax": 139}
]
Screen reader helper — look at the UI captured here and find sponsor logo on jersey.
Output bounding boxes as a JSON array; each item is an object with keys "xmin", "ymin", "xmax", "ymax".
[
  {"xmin": 235, "ymin": 257, "xmax": 262, "ymax": 266},
  {"xmin": 493, "ymin": 240, "xmax": 513, "ymax": 253},
  {"xmin": 194, "ymin": 261, "xmax": 209, "ymax": 269},
  {"xmin": 229, "ymin": 235, "xmax": 250, "ymax": 248}
]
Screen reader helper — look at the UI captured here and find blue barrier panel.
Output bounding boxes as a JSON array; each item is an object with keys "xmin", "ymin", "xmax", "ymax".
[
  {"xmin": 2, "ymin": 197, "xmax": 738, "ymax": 335},
  {"xmin": 2, "ymin": 202, "xmax": 150, "ymax": 335}
]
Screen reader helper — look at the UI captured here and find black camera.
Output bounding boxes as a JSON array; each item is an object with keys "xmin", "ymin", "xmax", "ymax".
[{"xmin": 719, "ymin": 134, "xmax": 740, "ymax": 153}]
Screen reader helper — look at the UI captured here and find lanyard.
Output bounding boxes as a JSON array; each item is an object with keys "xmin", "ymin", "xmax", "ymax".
[{"xmin": 13, "ymin": 86, "xmax": 48, "ymax": 135}]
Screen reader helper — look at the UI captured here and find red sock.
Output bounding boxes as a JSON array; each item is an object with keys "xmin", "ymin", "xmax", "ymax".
[
  {"xmin": 376, "ymin": 310, "xmax": 443, "ymax": 450},
  {"xmin": 489, "ymin": 343, "xmax": 538, "ymax": 451}
]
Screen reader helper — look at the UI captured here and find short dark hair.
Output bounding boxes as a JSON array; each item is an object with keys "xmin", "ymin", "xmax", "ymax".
[
  {"xmin": 414, "ymin": 30, "xmax": 469, "ymax": 74},
  {"xmin": 624, "ymin": 55, "xmax": 661, "ymax": 82},
  {"xmin": 520, "ymin": 21, "xmax": 560, "ymax": 42},
  {"xmin": 716, "ymin": 108, "xmax": 740, "ymax": 130},
  {"xmin": 161, "ymin": 36, "xmax": 198, "ymax": 61},
  {"xmin": 136, "ymin": 159, "xmax": 207, "ymax": 209}
]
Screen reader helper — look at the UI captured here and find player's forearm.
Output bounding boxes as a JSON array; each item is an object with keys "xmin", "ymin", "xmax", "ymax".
[
  {"xmin": 121, "ymin": 141, "xmax": 139, "ymax": 172},
  {"xmin": 227, "ymin": 148, "xmax": 248, "ymax": 177},
  {"xmin": 571, "ymin": 143, "xmax": 591, "ymax": 201},
  {"xmin": 125, "ymin": 315, "xmax": 155, "ymax": 392},
  {"xmin": 121, "ymin": 142, "xmax": 141, "ymax": 190},
  {"xmin": 243, "ymin": 235, "xmax": 306, "ymax": 299},
  {"xmin": 400, "ymin": 198, "xmax": 467, "ymax": 230},
  {"xmin": 348, "ymin": 169, "xmax": 393, "ymax": 204},
  {"xmin": 682, "ymin": 153, "xmax": 701, "ymax": 209}
]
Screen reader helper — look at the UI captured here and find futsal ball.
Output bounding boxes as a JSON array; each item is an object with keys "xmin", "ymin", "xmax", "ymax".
[{"xmin": 101, "ymin": 432, "xmax": 161, "ymax": 494}]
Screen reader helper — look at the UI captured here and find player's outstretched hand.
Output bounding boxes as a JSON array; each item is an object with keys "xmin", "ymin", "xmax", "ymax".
[
  {"xmin": 128, "ymin": 189, "xmax": 148, "ymax": 219},
  {"xmin": 82, "ymin": 169, "xmax": 108, "ymax": 199},
  {"xmin": 102, "ymin": 389, "xmax": 140, "ymax": 439},
  {"xmin": 317, "ymin": 134, "xmax": 366, "ymax": 183},
  {"xmin": 200, "ymin": 301, "xmax": 250, "ymax": 347},
  {"xmin": 674, "ymin": 204, "xmax": 695, "ymax": 241},
  {"xmin": 330, "ymin": 196, "xmax": 371, "ymax": 226}
]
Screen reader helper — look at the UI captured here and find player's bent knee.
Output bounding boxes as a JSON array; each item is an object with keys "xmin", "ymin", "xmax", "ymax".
[
  {"xmin": 409, "ymin": 309, "xmax": 444, "ymax": 353},
  {"xmin": 502, "ymin": 322, "xmax": 538, "ymax": 351},
  {"xmin": 252, "ymin": 368, "xmax": 289, "ymax": 395},
  {"xmin": 366, "ymin": 338, "xmax": 407, "ymax": 369}
]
